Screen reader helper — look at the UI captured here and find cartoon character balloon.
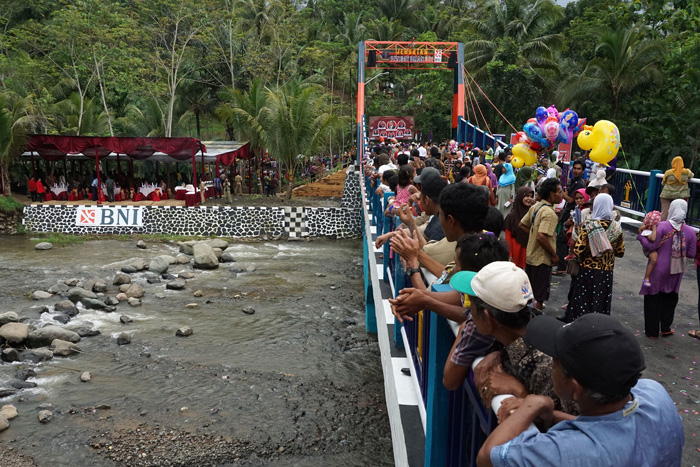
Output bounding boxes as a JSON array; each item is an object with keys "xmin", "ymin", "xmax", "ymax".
[
  {"xmin": 511, "ymin": 143, "xmax": 538, "ymax": 168},
  {"xmin": 544, "ymin": 117, "xmax": 559, "ymax": 145},
  {"xmin": 547, "ymin": 105, "xmax": 559, "ymax": 121},
  {"xmin": 523, "ymin": 122, "xmax": 549, "ymax": 148},
  {"xmin": 577, "ymin": 120, "xmax": 620, "ymax": 166}
]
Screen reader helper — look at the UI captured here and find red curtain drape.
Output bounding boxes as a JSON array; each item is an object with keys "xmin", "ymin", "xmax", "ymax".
[{"xmin": 217, "ymin": 143, "xmax": 251, "ymax": 167}]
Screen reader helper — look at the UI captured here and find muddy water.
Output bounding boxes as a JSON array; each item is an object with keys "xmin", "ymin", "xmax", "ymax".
[{"xmin": 0, "ymin": 237, "xmax": 393, "ymax": 466}]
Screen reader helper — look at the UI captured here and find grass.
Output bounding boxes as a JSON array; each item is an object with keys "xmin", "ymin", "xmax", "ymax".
[{"xmin": 0, "ymin": 195, "xmax": 23, "ymax": 212}]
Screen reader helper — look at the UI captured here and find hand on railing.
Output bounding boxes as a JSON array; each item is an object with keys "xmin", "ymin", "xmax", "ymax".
[
  {"xmin": 389, "ymin": 287, "xmax": 428, "ymax": 323},
  {"xmin": 473, "ymin": 352, "xmax": 528, "ymax": 408}
]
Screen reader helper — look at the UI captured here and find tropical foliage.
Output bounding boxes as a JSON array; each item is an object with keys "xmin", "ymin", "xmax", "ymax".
[{"xmin": 0, "ymin": 0, "xmax": 696, "ymax": 179}]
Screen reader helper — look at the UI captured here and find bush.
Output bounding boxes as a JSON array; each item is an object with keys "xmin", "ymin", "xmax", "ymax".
[{"xmin": 0, "ymin": 196, "xmax": 23, "ymax": 213}]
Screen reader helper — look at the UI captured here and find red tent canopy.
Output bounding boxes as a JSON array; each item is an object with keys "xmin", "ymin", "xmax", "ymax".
[
  {"xmin": 26, "ymin": 135, "xmax": 206, "ymax": 160},
  {"xmin": 24, "ymin": 135, "xmax": 206, "ymax": 205},
  {"xmin": 217, "ymin": 143, "xmax": 251, "ymax": 166}
]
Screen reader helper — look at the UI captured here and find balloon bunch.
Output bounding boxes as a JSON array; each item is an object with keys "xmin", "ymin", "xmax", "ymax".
[{"xmin": 511, "ymin": 105, "xmax": 586, "ymax": 168}]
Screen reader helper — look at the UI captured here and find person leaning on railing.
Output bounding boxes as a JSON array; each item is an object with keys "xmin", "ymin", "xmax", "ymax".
[
  {"xmin": 473, "ymin": 313, "xmax": 683, "ymax": 467},
  {"xmin": 449, "ymin": 262, "xmax": 578, "ymax": 415}
]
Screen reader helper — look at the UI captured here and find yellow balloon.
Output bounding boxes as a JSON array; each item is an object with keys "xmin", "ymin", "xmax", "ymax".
[
  {"xmin": 511, "ymin": 157, "xmax": 525, "ymax": 169},
  {"xmin": 577, "ymin": 120, "xmax": 620, "ymax": 166}
]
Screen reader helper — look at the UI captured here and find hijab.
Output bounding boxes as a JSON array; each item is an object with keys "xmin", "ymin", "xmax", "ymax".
[
  {"xmin": 485, "ymin": 163, "xmax": 498, "ymax": 188},
  {"xmin": 469, "ymin": 164, "xmax": 489, "ymax": 186},
  {"xmin": 591, "ymin": 193, "xmax": 614, "ymax": 221},
  {"xmin": 514, "ymin": 167, "xmax": 533, "ymax": 190},
  {"xmin": 668, "ymin": 198, "xmax": 687, "ymax": 231},
  {"xmin": 588, "ymin": 169, "xmax": 607, "ymax": 188},
  {"xmin": 546, "ymin": 168, "xmax": 557, "ymax": 179},
  {"xmin": 498, "ymin": 163, "xmax": 515, "ymax": 187},
  {"xmin": 575, "ymin": 188, "xmax": 590, "ymax": 204},
  {"xmin": 671, "ymin": 156, "xmax": 686, "ymax": 182},
  {"xmin": 504, "ymin": 186, "xmax": 534, "ymax": 246}
]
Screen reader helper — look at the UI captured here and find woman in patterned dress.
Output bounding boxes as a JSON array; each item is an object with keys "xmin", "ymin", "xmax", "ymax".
[{"xmin": 564, "ymin": 194, "xmax": 624, "ymax": 322}]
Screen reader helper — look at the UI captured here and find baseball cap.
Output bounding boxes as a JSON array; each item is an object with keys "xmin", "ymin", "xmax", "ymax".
[
  {"xmin": 413, "ymin": 167, "xmax": 441, "ymax": 185},
  {"xmin": 524, "ymin": 313, "xmax": 645, "ymax": 394},
  {"xmin": 449, "ymin": 261, "xmax": 533, "ymax": 313}
]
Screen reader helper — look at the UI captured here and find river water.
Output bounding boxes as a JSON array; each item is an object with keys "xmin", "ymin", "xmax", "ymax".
[{"xmin": 0, "ymin": 237, "xmax": 394, "ymax": 466}]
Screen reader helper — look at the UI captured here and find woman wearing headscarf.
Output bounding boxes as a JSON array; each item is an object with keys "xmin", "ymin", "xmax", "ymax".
[
  {"xmin": 660, "ymin": 156, "xmax": 693, "ymax": 220},
  {"xmin": 497, "ymin": 163, "xmax": 516, "ymax": 217},
  {"xmin": 514, "ymin": 167, "xmax": 534, "ymax": 191},
  {"xmin": 468, "ymin": 164, "xmax": 496, "ymax": 206},
  {"xmin": 504, "ymin": 186, "xmax": 535, "ymax": 268},
  {"xmin": 639, "ymin": 199, "xmax": 696, "ymax": 338},
  {"xmin": 484, "ymin": 163, "xmax": 498, "ymax": 189},
  {"xmin": 563, "ymin": 194, "xmax": 624, "ymax": 322}
]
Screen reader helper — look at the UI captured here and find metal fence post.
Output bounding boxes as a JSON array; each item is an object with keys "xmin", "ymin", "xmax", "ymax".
[
  {"xmin": 382, "ymin": 192, "xmax": 394, "ymax": 282},
  {"xmin": 425, "ymin": 283, "xmax": 454, "ymax": 467},
  {"xmin": 647, "ymin": 170, "xmax": 662, "ymax": 213}
]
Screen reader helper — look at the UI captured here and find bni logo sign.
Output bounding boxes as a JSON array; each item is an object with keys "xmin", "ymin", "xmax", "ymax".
[{"xmin": 75, "ymin": 207, "xmax": 144, "ymax": 227}]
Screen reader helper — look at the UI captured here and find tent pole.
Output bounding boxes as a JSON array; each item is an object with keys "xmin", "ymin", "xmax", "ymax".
[
  {"xmin": 95, "ymin": 146, "xmax": 102, "ymax": 205},
  {"xmin": 200, "ymin": 151, "xmax": 205, "ymax": 179},
  {"xmin": 191, "ymin": 145, "xmax": 198, "ymax": 203},
  {"xmin": 31, "ymin": 152, "xmax": 36, "ymax": 178},
  {"xmin": 248, "ymin": 155, "xmax": 252, "ymax": 195}
]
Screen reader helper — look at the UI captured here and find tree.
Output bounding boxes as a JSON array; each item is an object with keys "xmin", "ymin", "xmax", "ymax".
[
  {"xmin": 558, "ymin": 26, "xmax": 665, "ymax": 117},
  {"xmin": 0, "ymin": 93, "xmax": 39, "ymax": 195},
  {"xmin": 464, "ymin": 0, "xmax": 564, "ymax": 81},
  {"xmin": 262, "ymin": 78, "xmax": 342, "ymax": 199},
  {"xmin": 216, "ymin": 79, "xmax": 269, "ymax": 193}
]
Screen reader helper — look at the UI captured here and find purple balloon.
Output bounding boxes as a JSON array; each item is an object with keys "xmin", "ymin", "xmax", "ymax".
[
  {"xmin": 559, "ymin": 109, "xmax": 579, "ymax": 130},
  {"xmin": 535, "ymin": 106, "xmax": 548, "ymax": 124}
]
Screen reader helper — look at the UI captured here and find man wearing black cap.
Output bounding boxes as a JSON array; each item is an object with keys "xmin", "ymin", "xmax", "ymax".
[{"xmin": 477, "ymin": 313, "xmax": 683, "ymax": 467}]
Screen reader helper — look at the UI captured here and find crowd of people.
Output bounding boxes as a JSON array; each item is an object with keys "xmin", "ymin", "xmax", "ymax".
[{"xmin": 366, "ymin": 139, "xmax": 695, "ymax": 465}]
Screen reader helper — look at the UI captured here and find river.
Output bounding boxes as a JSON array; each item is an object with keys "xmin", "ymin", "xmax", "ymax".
[{"xmin": 0, "ymin": 236, "xmax": 394, "ymax": 466}]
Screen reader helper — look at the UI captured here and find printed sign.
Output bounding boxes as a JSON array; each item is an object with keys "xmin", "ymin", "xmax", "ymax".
[
  {"xmin": 76, "ymin": 206, "xmax": 144, "ymax": 227},
  {"xmin": 557, "ymin": 143, "xmax": 572, "ymax": 163},
  {"xmin": 368, "ymin": 116, "xmax": 415, "ymax": 141}
]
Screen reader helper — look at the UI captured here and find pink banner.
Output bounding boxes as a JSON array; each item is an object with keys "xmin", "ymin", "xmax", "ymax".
[{"xmin": 368, "ymin": 116, "xmax": 415, "ymax": 141}]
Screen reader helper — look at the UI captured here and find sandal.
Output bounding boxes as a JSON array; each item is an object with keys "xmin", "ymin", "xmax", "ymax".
[
  {"xmin": 642, "ymin": 279, "xmax": 651, "ymax": 287},
  {"xmin": 688, "ymin": 330, "xmax": 700, "ymax": 340},
  {"xmin": 661, "ymin": 330, "xmax": 675, "ymax": 337}
]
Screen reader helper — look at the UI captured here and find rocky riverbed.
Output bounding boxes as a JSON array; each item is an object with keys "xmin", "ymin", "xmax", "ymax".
[{"xmin": 0, "ymin": 237, "xmax": 393, "ymax": 466}]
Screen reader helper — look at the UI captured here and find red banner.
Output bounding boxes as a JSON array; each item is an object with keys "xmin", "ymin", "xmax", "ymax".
[
  {"xmin": 368, "ymin": 116, "xmax": 415, "ymax": 141},
  {"xmin": 557, "ymin": 143, "xmax": 572, "ymax": 163}
]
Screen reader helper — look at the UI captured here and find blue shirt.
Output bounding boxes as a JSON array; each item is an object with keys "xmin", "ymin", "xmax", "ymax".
[{"xmin": 491, "ymin": 379, "xmax": 683, "ymax": 467}]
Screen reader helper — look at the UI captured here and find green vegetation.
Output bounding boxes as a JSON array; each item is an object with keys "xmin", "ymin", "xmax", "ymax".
[
  {"xmin": 0, "ymin": 0, "xmax": 696, "ymax": 180},
  {"xmin": 0, "ymin": 195, "xmax": 23, "ymax": 212}
]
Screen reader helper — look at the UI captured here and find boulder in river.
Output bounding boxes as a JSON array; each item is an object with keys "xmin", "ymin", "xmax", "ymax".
[
  {"xmin": 64, "ymin": 278, "xmax": 79, "ymax": 286},
  {"xmin": 179, "ymin": 240, "xmax": 197, "ymax": 255},
  {"xmin": 0, "ymin": 388, "xmax": 17, "ymax": 398},
  {"xmin": 55, "ymin": 300, "xmax": 78, "ymax": 316},
  {"xmin": 121, "ymin": 265, "xmax": 137, "ymax": 274},
  {"xmin": 38, "ymin": 410, "xmax": 52, "ymax": 423},
  {"xmin": 80, "ymin": 372, "xmax": 91, "ymax": 382},
  {"xmin": 175, "ymin": 255, "xmax": 190, "ymax": 264},
  {"xmin": 0, "ymin": 415, "xmax": 8, "ymax": 432},
  {"xmin": 115, "ymin": 293, "xmax": 128, "ymax": 302},
  {"xmin": 47, "ymin": 283, "xmax": 69, "ymax": 294},
  {"xmin": 205, "ymin": 239, "xmax": 229, "ymax": 251},
  {"xmin": 1, "ymin": 349, "xmax": 19, "ymax": 363},
  {"xmin": 0, "ymin": 323, "xmax": 29, "ymax": 345},
  {"xmin": 113, "ymin": 273, "xmax": 131, "ymax": 285},
  {"xmin": 136, "ymin": 240, "xmax": 147, "ymax": 249},
  {"xmin": 149, "ymin": 256, "xmax": 170, "ymax": 274},
  {"xmin": 131, "ymin": 259, "xmax": 147, "ymax": 271},
  {"xmin": 35, "ymin": 242, "xmax": 52, "ymax": 250},
  {"xmin": 119, "ymin": 315, "xmax": 132, "ymax": 324},
  {"xmin": 178, "ymin": 272, "xmax": 194, "ymax": 280},
  {"xmin": 125, "ymin": 283, "xmax": 144, "ymax": 298},
  {"xmin": 104, "ymin": 296, "xmax": 119, "ymax": 306},
  {"xmin": 220, "ymin": 252, "xmax": 236, "ymax": 263},
  {"xmin": 242, "ymin": 307, "xmax": 255, "ymax": 315},
  {"xmin": 193, "ymin": 243, "xmax": 219, "ymax": 269},
  {"xmin": 32, "ymin": 291, "xmax": 51, "ymax": 300},
  {"xmin": 166, "ymin": 279, "xmax": 186, "ymax": 290},
  {"xmin": 116, "ymin": 333, "xmax": 131, "ymax": 345},
  {"xmin": 175, "ymin": 326, "xmax": 193, "ymax": 337},
  {"xmin": 18, "ymin": 348, "xmax": 54, "ymax": 363},
  {"xmin": 92, "ymin": 280, "xmax": 108, "ymax": 293},
  {"xmin": 27, "ymin": 325, "xmax": 80, "ymax": 347},
  {"xmin": 1, "ymin": 405, "xmax": 18, "ymax": 420},
  {"xmin": 10, "ymin": 380, "xmax": 37, "ymax": 389},
  {"xmin": 68, "ymin": 287, "xmax": 97, "ymax": 303},
  {"xmin": 0, "ymin": 312, "xmax": 19, "ymax": 326},
  {"xmin": 81, "ymin": 298, "xmax": 106, "ymax": 310},
  {"xmin": 76, "ymin": 328, "xmax": 100, "ymax": 338},
  {"xmin": 127, "ymin": 298, "xmax": 141, "ymax": 307},
  {"xmin": 51, "ymin": 339, "xmax": 81, "ymax": 357},
  {"xmin": 52, "ymin": 314, "xmax": 70, "ymax": 325}
]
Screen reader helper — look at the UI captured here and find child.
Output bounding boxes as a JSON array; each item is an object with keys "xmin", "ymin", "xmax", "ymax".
[
  {"xmin": 392, "ymin": 165, "xmax": 419, "ymax": 213},
  {"xmin": 640, "ymin": 210, "xmax": 662, "ymax": 287},
  {"xmin": 565, "ymin": 188, "xmax": 590, "ymax": 260}
]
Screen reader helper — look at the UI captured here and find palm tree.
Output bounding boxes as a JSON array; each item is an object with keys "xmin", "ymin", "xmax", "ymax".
[
  {"xmin": 375, "ymin": 0, "xmax": 419, "ymax": 25},
  {"xmin": 0, "ymin": 93, "xmax": 40, "ymax": 196},
  {"xmin": 216, "ymin": 79, "xmax": 268, "ymax": 193},
  {"xmin": 261, "ymin": 78, "xmax": 342, "ymax": 200},
  {"xmin": 367, "ymin": 17, "xmax": 407, "ymax": 42},
  {"xmin": 558, "ymin": 26, "xmax": 665, "ymax": 117},
  {"xmin": 464, "ymin": 0, "xmax": 563, "ymax": 81},
  {"xmin": 115, "ymin": 98, "xmax": 167, "ymax": 137}
]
